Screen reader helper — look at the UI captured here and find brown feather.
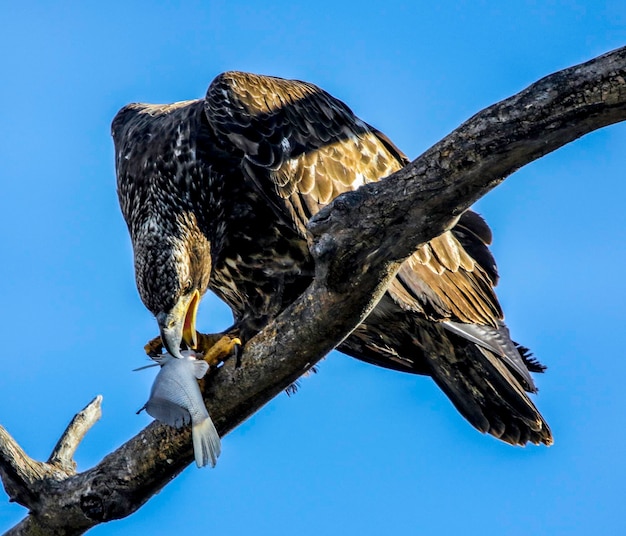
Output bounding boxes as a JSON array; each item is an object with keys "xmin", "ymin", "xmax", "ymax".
[{"xmin": 116, "ymin": 70, "xmax": 554, "ymax": 446}]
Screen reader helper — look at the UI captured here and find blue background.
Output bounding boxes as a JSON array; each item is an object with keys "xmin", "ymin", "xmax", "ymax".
[{"xmin": 1, "ymin": 2, "xmax": 625, "ymax": 534}]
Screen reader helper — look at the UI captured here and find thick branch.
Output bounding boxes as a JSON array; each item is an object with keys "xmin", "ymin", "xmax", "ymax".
[
  {"xmin": 309, "ymin": 46, "xmax": 626, "ymax": 283},
  {"xmin": 3, "ymin": 46, "xmax": 626, "ymax": 535}
]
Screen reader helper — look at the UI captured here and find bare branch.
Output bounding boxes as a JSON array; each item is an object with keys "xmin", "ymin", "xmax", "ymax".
[
  {"xmin": 0, "ymin": 397, "xmax": 102, "ymax": 535},
  {"xmin": 48, "ymin": 396, "xmax": 103, "ymax": 473},
  {"xmin": 0, "ymin": 426, "xmax": 52, "ymax": 509},
  {"xmin": 2, "ymin": 46, "xmax": 626, "ymax": 535},
  {"xmin": 309, "ymin": 46, "xmax": 626, "ymax": 283}
]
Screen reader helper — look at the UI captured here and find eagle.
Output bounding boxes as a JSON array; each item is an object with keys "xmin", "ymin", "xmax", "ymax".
[{"xmin": 112, "ymin": 71, "xmax": 552, "ymax": 446}]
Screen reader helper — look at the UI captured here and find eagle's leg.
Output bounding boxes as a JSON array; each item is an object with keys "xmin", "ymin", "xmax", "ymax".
[
  {"xmin": 143, "ymin": 330, "xmax": 241, "ymax": 366},
  {"xmin": 196, "ymin": 331, "xmax": 242, "ymax": 367}
]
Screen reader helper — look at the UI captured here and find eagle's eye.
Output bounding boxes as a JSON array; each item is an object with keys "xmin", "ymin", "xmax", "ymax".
[{"xmin": 182, "ymin": 279, "xmax": 193, "ymax": 295}]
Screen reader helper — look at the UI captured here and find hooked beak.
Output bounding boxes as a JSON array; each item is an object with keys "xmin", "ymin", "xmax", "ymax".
[{"xmin": 156, "ymin": 289, "xmax": 200, "ymax": 358}]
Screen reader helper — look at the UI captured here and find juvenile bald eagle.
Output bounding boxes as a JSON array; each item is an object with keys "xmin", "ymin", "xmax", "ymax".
[{"xmin": 113, "ymin": 72, "xmax": 552, "ymax": 446}]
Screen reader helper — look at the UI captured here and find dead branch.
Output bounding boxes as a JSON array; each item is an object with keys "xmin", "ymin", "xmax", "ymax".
[{"xmin": 2, "ymin": 46, "xmax": 626, "ymax": 535}]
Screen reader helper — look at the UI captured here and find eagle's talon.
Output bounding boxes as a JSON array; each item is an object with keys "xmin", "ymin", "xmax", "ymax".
[
  {"xmin": 144, "ymin": 336, "xmax": 164, "ymax": 357},
  {"xmin": 234, "ymin": 342, "xmax": 243, "ymax": 369},
  {"xmin": 197, "ymin": 332, "xmax": 242, "ymax": 367}
]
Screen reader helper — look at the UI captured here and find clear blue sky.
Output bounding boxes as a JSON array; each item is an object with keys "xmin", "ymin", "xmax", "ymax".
[{"xmin": 1, "ymin": 2, "xmax": 625, "ymax": 534}]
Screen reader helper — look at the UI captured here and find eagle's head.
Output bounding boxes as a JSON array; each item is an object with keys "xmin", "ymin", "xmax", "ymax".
[
  {"xmin": 113, "ymin": 100, "xmax": 213, "ymax": 358},
  {"xmin": 133, "ymin": 219, "xmax": 212, "ymax": 358}
]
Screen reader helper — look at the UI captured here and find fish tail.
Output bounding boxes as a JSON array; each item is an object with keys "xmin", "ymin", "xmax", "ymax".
[{"xmin": 192, "ymin": 416, "xmax": 221, "ymax": 468}]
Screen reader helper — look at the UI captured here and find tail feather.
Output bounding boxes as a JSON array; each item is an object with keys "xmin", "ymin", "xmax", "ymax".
[
  {"xmin": 443, "ymin": 321, "xmax": 538, "ymax": 392},
  {"xmin": 425, "ymin": 337, "xmax": 552, "ymax": 445},
  {"xmin": 341, "ymin": 303, "xmax": 552, "ymax": 446}
]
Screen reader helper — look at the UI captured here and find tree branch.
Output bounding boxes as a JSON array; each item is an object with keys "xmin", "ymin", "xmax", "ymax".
[
  {"xmin": 48, "ymin": 396, "xmax": 103, "ymax": 473},
  {"xmin": 2, "ymin": 46, "xmax": 626, "ymax": 535}
]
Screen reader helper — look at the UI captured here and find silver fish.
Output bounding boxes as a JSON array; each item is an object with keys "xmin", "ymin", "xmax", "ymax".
[{"xmin": 137, "ymin": 350, "xmax": 221, "ymax": 468}]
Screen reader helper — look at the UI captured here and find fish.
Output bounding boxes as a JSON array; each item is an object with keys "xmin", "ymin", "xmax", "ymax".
[{"xmin": 137, "ymin": 350, "xmax": 221, "ymax": 468}]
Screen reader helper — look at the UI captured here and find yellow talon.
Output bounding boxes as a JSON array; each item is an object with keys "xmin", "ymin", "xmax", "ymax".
[
  {"xmin": 143, "ymin": 331, "xmax": 241, "ymax": 366},
  {"xmin": 197, "ymin": 333, "xmax": 242, "ymax": 366}
]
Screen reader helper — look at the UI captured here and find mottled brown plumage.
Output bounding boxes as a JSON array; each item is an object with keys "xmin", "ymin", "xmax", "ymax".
[{"xmin": 113, "ymin": 71, "xmax": 552, "ymax": 446}]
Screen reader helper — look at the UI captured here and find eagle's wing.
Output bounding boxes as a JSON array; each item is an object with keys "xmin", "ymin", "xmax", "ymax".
[
  {"xmin": 203, "ymin": 72, "xmax": 549, "ymax": 443},
  {"xmin": 204, "ymin": 71, "xmax": 404, "ymax": 235},
  {"xmin": 204, "ymin": 71, "xmax": 502, "ymax": 329}
]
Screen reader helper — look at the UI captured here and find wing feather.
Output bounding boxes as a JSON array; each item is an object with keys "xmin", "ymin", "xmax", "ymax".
[{"xmin": 204, "ymin": 71, "xmax": 503, "ymax": 327}]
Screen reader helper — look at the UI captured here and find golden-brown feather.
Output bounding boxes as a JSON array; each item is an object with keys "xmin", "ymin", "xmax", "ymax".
[{"xmin": 205, "ymin": 71, "xmax": 504, "ymax": 331}]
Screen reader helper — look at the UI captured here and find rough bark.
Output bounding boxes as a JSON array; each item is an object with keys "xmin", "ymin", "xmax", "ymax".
[{"xmin": 2, "ymin": 46, "xmax": 626, "ymax": 535}]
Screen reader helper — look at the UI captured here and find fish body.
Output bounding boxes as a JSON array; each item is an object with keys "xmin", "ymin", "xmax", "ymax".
[{"xmin": 139, "ymin": 350, "xmax": 221, "ymax": 468}]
